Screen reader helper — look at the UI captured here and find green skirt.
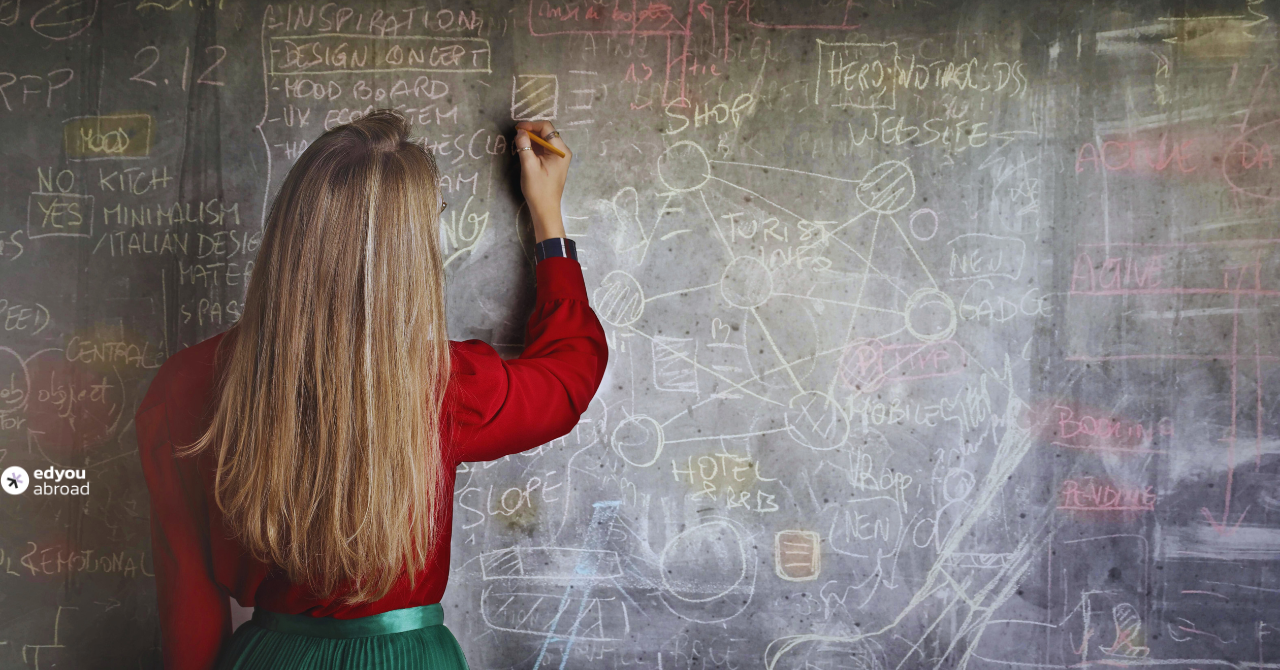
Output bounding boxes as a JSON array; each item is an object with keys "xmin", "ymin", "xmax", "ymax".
[{"xmin": 215, "ymin": 604, "xmax": 469, "ymax": 669}]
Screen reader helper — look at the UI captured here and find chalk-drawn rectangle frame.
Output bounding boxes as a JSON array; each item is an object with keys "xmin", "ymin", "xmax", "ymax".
[
  {"xmin": 62, "ymin": 114, "xmax": 153, "ymax": 161},
  {"xmin": 814, "ymin": 40, "xmax": 898, "ymax": 111},
  {"xmin": 268, "ymin": 35, "xmax": 492, "ymax": 75},
  {"xmin": 27, "ymin": 192, "xmax": 95, "ymax": 239}
]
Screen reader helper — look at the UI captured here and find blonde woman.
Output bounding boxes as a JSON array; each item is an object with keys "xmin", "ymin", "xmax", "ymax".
[{"xmin": 135, "ymin": 110, "xmax": 606, "ymax": 669}]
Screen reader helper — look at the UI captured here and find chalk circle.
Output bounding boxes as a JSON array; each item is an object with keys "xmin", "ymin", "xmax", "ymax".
[
  {"xmin": 904, "ymin": 288, "xmax": 957, "ymax": 343},
  {"xmin": 657, "ymin": 141, "xmax": 711, "ymax": 193},
  {"xmin": 659, "ymin": 519, "xmax": 755, "ymax": 623},
  {"xmin": 593, "ymin": 271, "xmax": 645, "ymax": 327},
  {"xmin": 1222, "ymin": 118, "xmax": 1280, "ymax": 203},
  {"xmin": 942, "ymin": 469, "xmax": 975, "ymax": 503},
  {"xmin": 720, "ymin": 256, "xmax": 772, "ymax": 308},
  {"xmin": 784, "ymin": 391, "xmax": 850, "ymax": 451},
  {"xmin": 908, "ymin": 208, "xmax": 938, "ymax": 241},
  {"xmin": 661, "ymin": 521, "xmax": 747, "ymax": 602},
  {"xmin": 612, "ymin": 415, "xmax": 664, "ymax": 468},
  {"xmin": 31, "ymin": 0, "xmax": 97, "ymax": 40},
  {"xmin": 856, "ymin": 161, "xmax": 916, "ymax": 214}
]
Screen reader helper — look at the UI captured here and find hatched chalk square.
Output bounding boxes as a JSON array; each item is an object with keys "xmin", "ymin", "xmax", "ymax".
[{"xmin": 511, "ymin": 74, "xmax": 558, "ymax": 121}]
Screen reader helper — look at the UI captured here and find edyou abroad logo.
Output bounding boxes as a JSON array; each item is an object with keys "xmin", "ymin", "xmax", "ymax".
[
  {"xmin": 3, "ymin": 466, "xmax": 28, "ymax": 494},
  {"xmin": 2, "ymin": 466, "xmax": 89, "ymax": 495}
]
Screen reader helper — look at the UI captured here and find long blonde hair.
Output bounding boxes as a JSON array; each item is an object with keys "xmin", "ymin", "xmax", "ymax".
[{"xmin": 182, "ymin": 110, "xmax": 450, "ymax": 604}]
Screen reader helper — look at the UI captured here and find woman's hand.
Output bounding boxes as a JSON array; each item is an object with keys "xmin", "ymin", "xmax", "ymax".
[{"xmin": 514, "ymin": 120, "xmax": 571, "ymax": 242}]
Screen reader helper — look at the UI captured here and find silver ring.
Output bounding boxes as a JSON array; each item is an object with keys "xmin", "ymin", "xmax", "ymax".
[
  {"xmin": 517, "ymin": 146, "xmax": 532, "ymax": 152},
  {"xmin": 546, "ymin": 131, "xmax": 561, "ymax": 139}
]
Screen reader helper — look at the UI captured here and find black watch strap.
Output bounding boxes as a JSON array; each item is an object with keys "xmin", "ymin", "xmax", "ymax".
[{"xmin": 534, "ymin": 237, "xmax": 577, "ymax": 263}]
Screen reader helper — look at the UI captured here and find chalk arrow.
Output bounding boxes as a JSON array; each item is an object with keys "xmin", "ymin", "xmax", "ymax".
[{"xmin": 1200, "ymin": 505, "xmax": 1250, "ymax": 536}]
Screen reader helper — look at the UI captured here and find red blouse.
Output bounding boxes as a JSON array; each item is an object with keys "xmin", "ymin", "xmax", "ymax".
[{"xmin": 135, "ymin": 257, "xmax": 608, "ymax": 670}]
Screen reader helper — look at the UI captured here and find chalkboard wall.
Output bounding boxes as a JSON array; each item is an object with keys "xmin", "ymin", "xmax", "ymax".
[{"xmin": 2, "ymin": 0, "xmax": 1280, "ymax": 667}]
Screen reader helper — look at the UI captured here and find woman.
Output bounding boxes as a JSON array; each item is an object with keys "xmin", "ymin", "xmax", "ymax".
[{"xmin": 135, "ymin": 110, "xmax": 607, "ymax": 669}]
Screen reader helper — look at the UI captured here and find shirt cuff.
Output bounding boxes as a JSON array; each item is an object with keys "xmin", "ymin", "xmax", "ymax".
[
  {"xmin": 534, "ymin": 237, "xmax": 577, "ymax": 263},
  {"xmin": 535, "ymin": 256, "xmax": 589, "ymax": 305}
]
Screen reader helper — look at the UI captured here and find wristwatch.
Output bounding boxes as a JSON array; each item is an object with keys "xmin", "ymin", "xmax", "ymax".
[{"xmin": 534, "ymin": 237, "xmax": 577, "ymax": 263}]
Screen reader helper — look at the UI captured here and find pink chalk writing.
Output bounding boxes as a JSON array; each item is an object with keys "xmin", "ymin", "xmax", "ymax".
[
  {"xmin": 1070, "ymin": 251, "xmax": 1164, "ymax": 293},
  {"xmin": 1059, "ymin": 478, "xmax": 1156, "ymax": 512},
  {"xmin": 1076, "ymin": 135, "xmax": 1198, "ymax": 174},
  {"xmin": 838, "ymin": 339, "xmax": 966, "ymax": 393},
  {"xmin": 1076, "ymin": 133, "xmax": 1274, "ymax": 177},
  {"xmin": 1070, "ymin": 243, "xmax": 1279, "ymax": 296},
  {"xmin": 1051, "ymin": 404, "xmax": 1172, "ymax": 455},
  {"xmin": 529, "ymin": 0, "xmax": 692, "ymax": 36}
]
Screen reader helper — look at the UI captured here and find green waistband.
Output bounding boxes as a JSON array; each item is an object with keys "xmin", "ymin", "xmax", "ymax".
[{"xmin": 251, "ymin": 604, "xmax": 444, "ymax": 639}]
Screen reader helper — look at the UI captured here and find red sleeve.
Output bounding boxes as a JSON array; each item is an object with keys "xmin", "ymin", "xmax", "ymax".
[
  {"xmin": 135, "ymin": 365, "xmax": 231, "ymax": 670},
  {"xmin": 447, "ymin": 256, "xmax": 609, "ymax": 462}
]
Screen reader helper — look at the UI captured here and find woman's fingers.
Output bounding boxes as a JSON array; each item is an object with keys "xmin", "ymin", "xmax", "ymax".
[
  {"xmin": 546, "ymin": 128, "xmax": 570, "ymax": 158},
  {"xmin": 516, "ymin": 121, "xmax": 570, "ymax": 159},
  {"xmin": 513, "ymin": 128, "xmax": 540, "ymax": 171},
  {"xmin": 537, "ymin": 122, "xmax": 570, "ymax": 158}
]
